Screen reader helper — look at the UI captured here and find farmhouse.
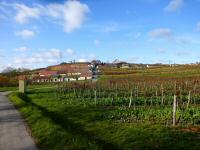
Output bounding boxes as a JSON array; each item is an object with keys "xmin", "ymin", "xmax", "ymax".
[
  {"xmin": 32, "ymin": 62, "xmax": 93, "ymax": 83},
  {"xmin": 112, "ymin": 59, "xmax": 130, "ymax": 68}
]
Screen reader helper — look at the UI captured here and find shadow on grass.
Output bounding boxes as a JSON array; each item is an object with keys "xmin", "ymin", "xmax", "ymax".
[
  {"xmin": 17, "ymin": 93, "xmax": 120, "ymax": 150},
  {"xmin": 13, "ymin": 93, "xmax": 200, "ymax": 150},
  {"xmin": 26, "ymin": 90, "xmax": 55, "ymax": 94}
]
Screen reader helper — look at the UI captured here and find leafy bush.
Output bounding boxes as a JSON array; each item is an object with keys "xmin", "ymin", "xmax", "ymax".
[{"xmin": 0, "ymin": 75, "xmax": 18, "ymax": 87}]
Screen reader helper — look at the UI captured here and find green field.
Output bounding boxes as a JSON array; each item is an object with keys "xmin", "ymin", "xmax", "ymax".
[
  {"xmin": 9, "ymin": 88, "xmax": 200, "ymax": 150},
  {"xmin": 7, "ymin": 65, "xmax": 200, "ymax": 150}
]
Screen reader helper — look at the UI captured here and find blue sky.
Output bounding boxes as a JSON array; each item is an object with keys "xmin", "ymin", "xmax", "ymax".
[{"xmin": 0, "ymin": 0, "xmax": 200, "ymax": 71}]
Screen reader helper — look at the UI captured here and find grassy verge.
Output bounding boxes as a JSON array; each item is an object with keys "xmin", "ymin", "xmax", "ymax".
[
  {"xmin": 0, "ymin": 86, "xmax": 18, "ymax": 92},
  {"xmin": 9, "ymin": 89, "xmax": 200, "ymax": 150},
  {"xmin": 0, "ymin": 84, "xmax": 55, "ymax": 92}
]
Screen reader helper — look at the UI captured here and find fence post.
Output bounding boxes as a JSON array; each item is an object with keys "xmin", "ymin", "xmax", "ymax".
[{"xmin": 173, "ymin": 94, "xmax": 177, "ymax": 126}]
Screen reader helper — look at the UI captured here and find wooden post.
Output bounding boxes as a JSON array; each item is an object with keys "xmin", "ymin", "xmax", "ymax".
[
  {"xmin": 129, "ymin": 91, "xmax": 133, "ymax": 108},
  {"xmin": 111, "ymin": 97, "xmax": 113, "ymax": 106},
  {"xmin": 161, "ymin": 85, "xmax": 164, "ymax": 106},
  {"xmin": 73, "ymin": 89, "xmax": 76, "ymax": 98},
  {"xmin": 173, "ymin": 94, "xmax": 177, "ymax": 126},
  {"xmin": 185, "ymin": 81, "xmax": 188, "ymax": 88},
  {"xmin": 179, "ymin": 86, "xmax": 182, "ymax": 104},
  {"xmin": 187, "ymin": 91, "xmax": 191, "ymax": 109},
  {"xmin": 19, "ymin": 79, "xmax": 26, "ymax": 93},
  {"xmin": 194, "ymin": 84, "xmax": 196, "ymax": 105},
  {"xmin": 156, "ymin": 89, "xmax": 158, "ymax": 100},
  {"xmin": 136, "ymin": 86, "xmax": 138, "ymax": 98}
]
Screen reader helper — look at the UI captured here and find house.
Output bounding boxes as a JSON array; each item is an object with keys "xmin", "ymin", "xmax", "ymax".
[
  {"xmin": 121, "ymin": 63, "xmax": 130, "ymax": 69},
  {"xmin": 112, "ymin": 59, "xmax": 130, "ymax": 68},
  {"xmin": 39, "ymin": 70, "xmax": 58, "ymax": 77},
  {"xmin": 33, "ymin": 76, "xmax": 52, "ymax": 83},
  {"xmin": 32, "ymin": 62, "xmax": 93, "ymax": 83}
]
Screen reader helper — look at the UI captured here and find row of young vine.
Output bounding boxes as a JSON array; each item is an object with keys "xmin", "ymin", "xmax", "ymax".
[{"xmin": 54, "ymin": 77, "xmax": 200, "ymax": 125}]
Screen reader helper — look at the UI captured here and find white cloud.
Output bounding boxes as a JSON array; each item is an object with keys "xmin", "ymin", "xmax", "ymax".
[
  {"xmin": 0, "ymin": 2, "xmax": 17, "ymax": 18},
  {"xmin": 0, "ymin": 2, "xmax": 12, "ymax": 20},
  {"xmin": 75, "ymin": 53, "xmax": 96, "ymax": 62},
  {"xmin": 148, "ymin": 28, "xmax": 193, "ymax": 44},
  {"xmin": 14, "ymin": 48, "xmax": 62, "ymax": 65},
  {"xmin": 13, "ymin": 47, "xmax": 98, "ymax": 68},
  {"xmin": 14, "ymin": 46, "xmax": 29, "ymax": 52},
  {"xmin": 61, "ymin": 1, "xmax": 89, "ymax": 32},
  {"xmin": 46, "ymin": 0, "xmax": 89, "ymax": 32},
  {"xmin": 149, "ymin": 28, "xmax": 173, "ymax": 40},
  {"xmin": 66, "ymin": 48, "xmax": 75, "ymax": 55},
  {"xmin": 0, "ymin": 64, "xmax": 12, "ymax": 72},
  {"xmin": 13, "ymin": 1, "xmax": 89, "ymax": 33},
  {"xmin": 197, "ymin": 21, "xmax": 200, "ymax": 31},
  {"xmin": 14, "ymin": 3, "xmax": 41, "ymax": 24},
  {"xmin": 15, "ymin": 29, "xmax": 35, "ymax": 39},
  {"xmin": 45, "ymin": 48, "xmax": 62, "ymax": 59},
  {"xmin": 77, "ymin": 58, "xmax": 87, "ymax": 62},
  {"xmin": 164, "ymin": 0, "xmax": 184, "ymax": 12}
]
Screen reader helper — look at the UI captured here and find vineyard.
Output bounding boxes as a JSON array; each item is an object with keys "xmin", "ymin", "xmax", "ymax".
[
  {"xmin": 56, "ymin": 75, "xmax": 200, "ymax": 126},
  {"xmin": 9, "ymin": 65, "xmax": 200, "ymax": 149}
]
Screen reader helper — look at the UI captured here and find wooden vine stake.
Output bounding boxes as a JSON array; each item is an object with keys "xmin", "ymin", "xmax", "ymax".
[
  {"xmin": 186, "ymin": 91, "xmax": 191, "ymax": 109},
  {"xmin": 161, "ymin": 85, "xmax": 164, "ymax": 106},
  {"xmin": 193, "ymin": 84, "xmax": 196, "ymax": 105},
  {"xmin": 129, "ymin": 90, "xmax": 133, "ymax": 108},
  {"xmin": 156, "ymin": 88, "xmax": 158, "ymax": 100},
  {"xmin": 111, "ymin": 97, "xmax": 113, "ymax": 106},
  {"xmin": 173, "ymin": 94, "xmax": 177, "ymax": 126}
]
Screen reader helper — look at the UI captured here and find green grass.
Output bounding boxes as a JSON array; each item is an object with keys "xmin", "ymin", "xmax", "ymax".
[
  {"xmin": 8, "ymin": 88, "xmax": 200, "ymax": 150},
  {"xmin": 0, "ymin": 86, "xmax": 18, "ymax": 92},
  {"xmin": 0, "ymin": 83, "xmax": 55, "ymax": 92}
]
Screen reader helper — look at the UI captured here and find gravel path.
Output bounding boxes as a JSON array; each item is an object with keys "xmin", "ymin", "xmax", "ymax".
[{"xmin": 0, "ymin": 92, "xmax": 38, "ymax": 150}]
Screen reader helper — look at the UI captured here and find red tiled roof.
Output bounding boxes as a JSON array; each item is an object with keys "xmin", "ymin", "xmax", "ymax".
[
  {"xmin": 39, "ymin": 70, "xmax": 58, "ymax": 76},
  {"xmin": 18, "ymin": 75, "xmax": 27, "ymax": 80},
  {"xmin": 37, "ymin": 63, "xmax": 92, "ymax": 77},
  {"xmin": 33, "ymin": 76, "xmax": 51, "ymax": 80}
]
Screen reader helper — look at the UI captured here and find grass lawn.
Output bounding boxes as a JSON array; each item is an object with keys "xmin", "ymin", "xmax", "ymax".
[{"xmin": 8, "ymin": 88, "xmax": 200, "ymax": 150}]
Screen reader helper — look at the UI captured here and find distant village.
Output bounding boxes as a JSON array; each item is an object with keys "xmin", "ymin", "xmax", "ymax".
[
  {"xmin": 24, "ymin": 60, "xmax": 129, "ymax": 83},
  {"xmin": 23, "ymin": 59, "xmax": 184, "ymax": 83}
]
